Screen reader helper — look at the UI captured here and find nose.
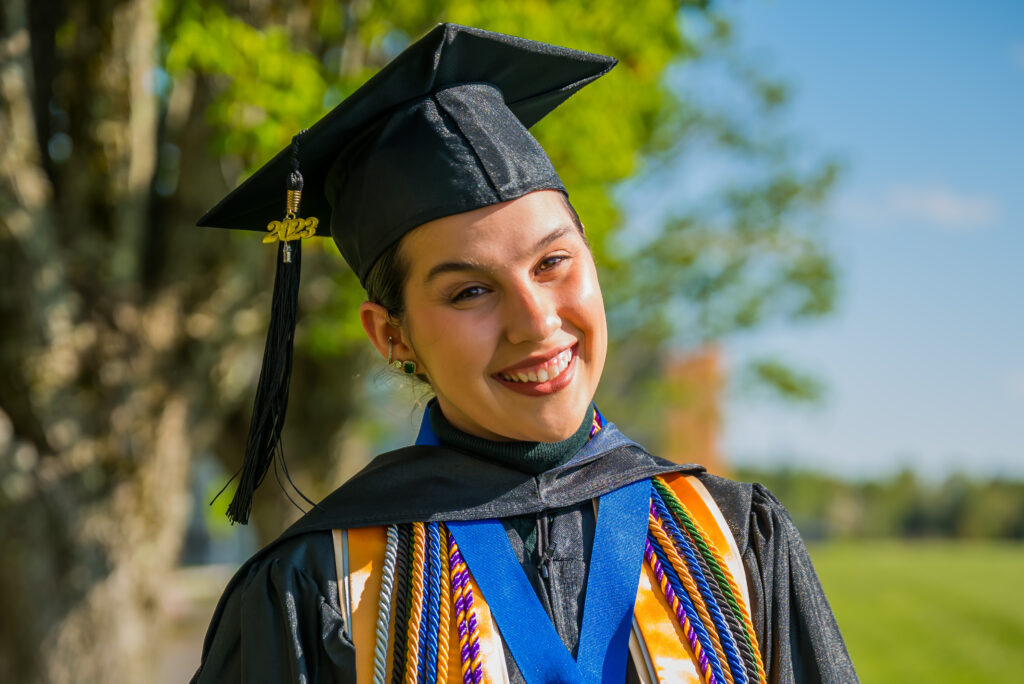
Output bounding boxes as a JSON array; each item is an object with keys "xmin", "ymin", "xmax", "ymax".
[{"xmin": 504, "ymin": 280, "xmax": 561, "ymax": 345}]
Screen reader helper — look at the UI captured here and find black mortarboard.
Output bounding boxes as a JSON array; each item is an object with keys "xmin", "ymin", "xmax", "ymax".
[{"xmin": 199, "ymin": 23, "xmax": 616, "ymax": 522}]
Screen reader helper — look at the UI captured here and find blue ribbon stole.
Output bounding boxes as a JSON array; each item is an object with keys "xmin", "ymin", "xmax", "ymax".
[{"xmin": 416, "ymin": 409, "xmax": 651, "ymax": 684}]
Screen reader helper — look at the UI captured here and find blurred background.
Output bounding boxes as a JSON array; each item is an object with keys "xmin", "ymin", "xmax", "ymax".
[{"xmin": 0, "ymin": 0, "xmax": 1020, "ymax": 682}]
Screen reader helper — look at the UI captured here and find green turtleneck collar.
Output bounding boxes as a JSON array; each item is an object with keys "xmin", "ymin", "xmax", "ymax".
[{"xmin": 428, "ymin": 401, "xmax": 595, "ymax": 475}]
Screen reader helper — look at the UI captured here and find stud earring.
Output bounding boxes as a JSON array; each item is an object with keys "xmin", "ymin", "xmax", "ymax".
[{"xmin": 387, "ymin": 336, "xmax": 417, "ymax": 374}]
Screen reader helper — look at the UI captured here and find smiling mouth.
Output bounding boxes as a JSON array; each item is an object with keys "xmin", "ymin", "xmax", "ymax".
[{"xmin": 497, "ymin": 346, "xmax": 575, "ymax": 384}]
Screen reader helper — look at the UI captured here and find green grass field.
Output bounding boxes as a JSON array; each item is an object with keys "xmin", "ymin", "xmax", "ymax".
[{"xmin": 808, "ymin": 541, "xmax": 1024, "ymax": 682}]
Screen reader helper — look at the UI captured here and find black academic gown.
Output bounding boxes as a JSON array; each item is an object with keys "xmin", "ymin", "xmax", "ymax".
[{"xmin": 190, "ymin": 424, "xmax": 857, "ymax": 683}]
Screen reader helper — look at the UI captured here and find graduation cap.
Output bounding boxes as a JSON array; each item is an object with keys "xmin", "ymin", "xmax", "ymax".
[{"xmin": 199, "ymin": 23, "xmax": 616, "ymax": 523}]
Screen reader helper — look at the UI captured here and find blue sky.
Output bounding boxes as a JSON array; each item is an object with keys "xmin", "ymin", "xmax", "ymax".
[{"xmin": 674, "ymin": 1, "xmax": 1024, "ymax": 477}]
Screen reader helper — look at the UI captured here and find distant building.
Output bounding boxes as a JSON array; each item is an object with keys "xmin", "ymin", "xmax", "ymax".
[{"xmin": 663, "ymin": 346, "xmax": 726, "ymax": 475}]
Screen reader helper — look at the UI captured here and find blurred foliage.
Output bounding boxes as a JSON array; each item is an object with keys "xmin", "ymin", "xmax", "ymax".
[
  {"xmin": 164, "ymin": 5, "xmax": 329, "ymax": 157},
  {"xmin": 739, "ymin": 357, "xmax": 826, "ymax": 404},
  {"xmin": 737, "ymin": 467, "xmax": 1024, "ymax": 541}
]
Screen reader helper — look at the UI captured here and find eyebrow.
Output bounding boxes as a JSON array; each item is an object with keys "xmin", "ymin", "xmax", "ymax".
[{"xmin": 423, "ymin": 225, "xmax": 574, "ymax": 284}]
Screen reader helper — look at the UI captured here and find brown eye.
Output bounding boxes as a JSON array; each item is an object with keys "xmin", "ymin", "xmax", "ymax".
[
  {"xmin": 537, "ymin": 255, "xmax": 568, "ymax": 272},
  {"xmin": 451, "ymin": 285, "xmax": 488, "ymax": 303}
]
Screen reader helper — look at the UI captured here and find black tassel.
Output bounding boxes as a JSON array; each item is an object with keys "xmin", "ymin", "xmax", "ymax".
[
  {"xmin": 225, "ymin": 138, "xmax": 308, "ymax": 524},
  {"xmin": 226, "ymin": 238, "xmax": 302, "ymax": 524}
]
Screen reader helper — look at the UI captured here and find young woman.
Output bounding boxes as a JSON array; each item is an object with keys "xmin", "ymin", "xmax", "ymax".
[{"xmin": 193, "ymin": 24, "xmax": 856, "ymax": 684}]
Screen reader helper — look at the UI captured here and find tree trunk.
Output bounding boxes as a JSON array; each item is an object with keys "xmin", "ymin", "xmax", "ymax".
[{"xmin": 0, "ymin": 1, "xmax": 193, "ymax": 681}]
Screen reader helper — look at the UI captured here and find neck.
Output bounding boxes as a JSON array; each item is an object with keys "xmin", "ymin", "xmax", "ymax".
[{"xmin": 428, "ymin": 401, "xmax": 596, "ymax": 475}]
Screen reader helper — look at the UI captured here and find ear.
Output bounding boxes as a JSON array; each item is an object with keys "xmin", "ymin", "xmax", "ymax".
[{"xmin": 359, "ymin": 301, "xmax": 416, "ymax": 364}]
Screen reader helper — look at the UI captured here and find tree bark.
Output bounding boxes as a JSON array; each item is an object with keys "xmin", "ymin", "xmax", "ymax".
[{"xmin": 0, "ymin": 1, "xmax": 192, "ymax": 681}]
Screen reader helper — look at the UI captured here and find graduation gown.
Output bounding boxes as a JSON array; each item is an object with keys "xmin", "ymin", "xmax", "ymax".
[{"xmin": 190, "ymin": 422, "xmax": 857, "ymax": 683}]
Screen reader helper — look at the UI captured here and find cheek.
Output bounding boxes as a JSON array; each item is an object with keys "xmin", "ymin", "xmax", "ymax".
[
  {"xmin": 576, "ymin": 263, "xmax": 600, "ymax": 303},
  {"xmin": 567, "ymin": 266, "xmax": 608, "ymax": 383},
  {"xmin": 408, "ymin": 307, "xmax": 499, "ymax": 370},
  {"xmin": 568, "ymin": 264, "xmax": 606, "ymax": 331}
]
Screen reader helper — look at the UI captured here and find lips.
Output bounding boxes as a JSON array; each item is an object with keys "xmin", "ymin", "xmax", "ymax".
[
  {"xmin": 493, "ymin": 344, "xmax": 579, "ymax": 396},
  {"xmin": 498, "ymin": 347, "xmax": 573, "ymax": 383}
]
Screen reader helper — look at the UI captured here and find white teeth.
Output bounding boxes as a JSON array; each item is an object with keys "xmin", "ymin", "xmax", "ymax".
[{"xmin": 500, "ymin": 348, "xmax": 574, "ymax": 383}]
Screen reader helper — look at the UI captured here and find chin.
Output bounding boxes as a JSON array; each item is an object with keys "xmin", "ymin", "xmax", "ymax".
[{"xmin": 514, "ymin": 397, "xmax": 590, "ymax": 443}]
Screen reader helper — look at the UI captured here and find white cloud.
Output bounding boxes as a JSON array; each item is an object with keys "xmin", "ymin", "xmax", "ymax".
[
  {"xmin": 835, "ymin": 184, "xmax": 1001, "ymax": 231},
  {"xmin": 887, "ymin": 185, "xmax": 1001, "ymax": 228}
]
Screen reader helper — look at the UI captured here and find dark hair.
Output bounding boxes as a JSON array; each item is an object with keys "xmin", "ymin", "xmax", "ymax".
[
  {"xmin": 364, "ymin": 235, "xmax": 410, "ymax": 321},
  {"xmin": 364, "ymin": 192, "xmax": 585, "ymax": 317}
]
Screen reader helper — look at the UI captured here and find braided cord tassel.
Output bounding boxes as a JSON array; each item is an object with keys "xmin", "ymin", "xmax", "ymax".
[
  {"xmin": 653, "ymin": 479, "xmax": 767, "ymax": 684},
  {"xmin": 373, "ymin": 525, "xmax": 400, "ymax": 684},
  {"xmin": 460, "ymin": 556, "xmax": 483, "ymax": 684},
  {"xmin": 652, "ymin": 492, "xmax": 748, "ymax": 684},
  {"xmin": 653, "ymin": 494, "xmax": 746, "ymax": 684},
  {"xmin": 674, "ymin": 515, "xmax": 759, "ymax": 684},
  {"xmin": 648, "ymin": 523, "xmax": 726, "ymax": 684},
  {"xmin": 650, "ymin": 505, "xmax": 743, "ymax": 684},
  {"xmin": 654, "ymin": 481, "xmax": 760, "ymax": 650},
  {"xmin": 404, "ymin": 523, "xmax": 427, "ymax": 683},
  {"xmin": 416, "ymin": 530, "xmax": 431, "ymax": 683},
  {"xmin": 649, "ymin": 509, "xmax": 733, "ymax": 684},
  {"xmin": 436, "ymin": 525, "xmax": 452, "ymax": 684},
  {"xmin": 422, "ymin": 522, "xmax": 442, "ymax": 684},
  {"xmin": 589, "ymin": 406, "xmax": 605, "ymax": 436},
  {"xmin": 391, "ymin": 525, "xmax": 412, "ymax": 684},
  {"xmin": 448, "ymin": 534, "xmax": 483, "ymax": 684},
  {"xmin": 653, "ymin": 481, "xmax": 755, "ymax": 625},
  {"xmin": 448, "ymin": 532, "xmax": 470, "ymax": 684},
  {"xmin": 680, "ymin": 533, "xmax": 755, "ymax": 683},
  {"xmin": 645, "ymin": 538, "xmax": 717, "ymax": 684}
]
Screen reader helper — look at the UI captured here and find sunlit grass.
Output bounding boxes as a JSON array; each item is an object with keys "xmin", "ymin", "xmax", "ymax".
[{"xmin": 808, "ymin": 541, "xmax": 1024, "ymax": 682}]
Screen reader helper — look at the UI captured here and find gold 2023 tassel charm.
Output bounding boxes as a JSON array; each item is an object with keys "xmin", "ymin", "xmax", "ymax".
[{"xmin": 264, "ymin": 187, "xmax": 318, "ymax": 260}]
